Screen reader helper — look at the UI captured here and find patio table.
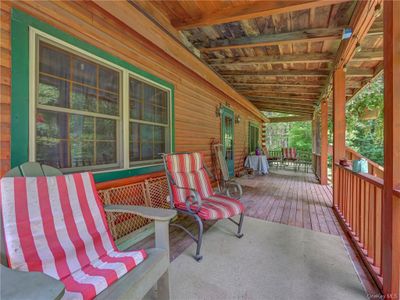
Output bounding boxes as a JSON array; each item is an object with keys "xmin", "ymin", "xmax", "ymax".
[{"xmin": 244, "ymin": 155, "xmax": 269, "ymax": 175}]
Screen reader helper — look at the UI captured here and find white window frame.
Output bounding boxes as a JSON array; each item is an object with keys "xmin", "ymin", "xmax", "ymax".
[{"xmin": 29, "ymin": 27, "xmax": 173, "ymax": 173}]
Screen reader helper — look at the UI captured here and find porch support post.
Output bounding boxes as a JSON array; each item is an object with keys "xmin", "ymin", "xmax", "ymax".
[
  {"xmin": 311, "ymin": 116, "xmax": 316, "ymax": 174},
  {"xmin": 332, "ymin": 68, "xmax": 346, "ymax": 207},
  {"xmin": 320, "ymin": 100, "xmax": 328, "ymax": 185},
  {"xmin": 383, "ymin": 1, "xmax": 400, "ymax": 297}
]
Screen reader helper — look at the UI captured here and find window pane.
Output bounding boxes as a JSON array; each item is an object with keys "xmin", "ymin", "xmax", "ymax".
[
  {"xmin": 36, "ymin": 109, "xmax": 117, "ymax": 169},
  {"xmin": 98, "ymin": 90, "xmax": 119, "ymax": 116},
  {"xmin": 96, "ymin": 142, "xmax": 116, "ymax": 165},
  {"xmin": 129, "ymin": 123, "xmax": 140, "ymax": 161},
  {"xmin": 73, "ymin": 57, "xmax": 97, "ymax": 87},
  {"xmin": 71, "ymin": 84, "xmax": 97, "ymax": 112},
  {"xmin": 36, "ymin": 109, "xmax": 68, "ymax": 168},
  {"xmin": 99, "ymin": 67, "xmax": 119, "ymax": 93},
  {"xmin": 129, "ymin": 77, "xmax": 168, "ymax": 124},
  {"xmin": 38, "ymin": 75, "xmax": 69, "ymax": 108},
  {"xmin": 129, "ymin": 123, "xmax": 167, "ymax": 163},
  {"xmin": 39, "ymin": 44, "xmax": 70, "ymax": 79},
  {"xmin": 96, "ymin": 118, "xmax": 116, "ymax": 140}
]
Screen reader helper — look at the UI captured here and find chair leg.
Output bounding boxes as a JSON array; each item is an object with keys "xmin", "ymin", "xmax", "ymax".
[
  {"xmin": 236, "ymin": 213, "xmax": 244, "ymax": 238},
  {"xmin": 156, "ymin": 270, "xmax": 170, "ymax": 300},
  {"xmin": 194, "ymin": 215, "xmax": 203, "ymax": 262}
]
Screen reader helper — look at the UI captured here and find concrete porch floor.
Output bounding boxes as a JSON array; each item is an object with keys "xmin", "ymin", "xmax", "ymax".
[
  {"xmin": 170, "ymin": 217, "xmax": 367, "ymax": 300},
  {"xmin": 135, "ymin": 169, "xmax": 381, "ymax": 298}
]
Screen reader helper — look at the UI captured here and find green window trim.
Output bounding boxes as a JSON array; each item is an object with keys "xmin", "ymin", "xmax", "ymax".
[
  {"xmin": 11, "ymin": 8, "xmax": 175, "ymax": 183},
  {"xmin": 248, "ymin": 121, "xmax": 260, "ymax": 154}
]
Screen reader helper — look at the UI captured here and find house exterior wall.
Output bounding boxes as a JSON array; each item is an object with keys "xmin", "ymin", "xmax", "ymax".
[{"xmin": 0, "ymin": 1, "xmax": 263, "ymax": 180}]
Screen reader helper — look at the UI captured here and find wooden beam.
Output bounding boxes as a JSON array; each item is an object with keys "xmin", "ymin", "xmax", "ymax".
[
  {"xmin": 318, "ymin": 0, "xmax": 382, "ymax": 104},
  {"xmin": 230, "ymin": 82, "xmax": 324, "ymax": 88},
  {"xmin": 352, "ymin": 49, "xmax": 383, "ymax": 61},
  {"xmin": 269, "ymin": 116, "xmax": 313, "ymax": 123},
  {"xmin": 249, "ymin": 98, "xmax": 316, "ymax": 105},
  {"xmin": 320, "ymin": 100, "xmax": 328, "ymax": 185},
  {"xmin": 346, "ymin": 67, "xmax": 375, "ymax": 77},
  {"xmin": 382, "ymin": 1, "xmax": 400, "ymax": 297},
  {"xmin": 249, "ymin": 95, "xmax": 317, "ymax": 102},
  {"xmin": 243, "ymin": 90, "xmax": 320, "ymax": 96},
  {"xmin": 220, "ymin": 70, "xmax": 329, "ymax": 77},
  {"xmin": 91, "ymin": 0, "xmax": 266, "ymax": 121},
  {"xmin": 200, "ymin": 27, "xmax": 343, "ymax": 52},
  {"xmin": 236, "ymin": 86, "xmax": 322, "ymax": 94},
  {"xmin": 208, "ymin": 52, "xmax": 334, "ymax": 66},
  {"xmin": 254, "ymin": 104, "xmax": 315, "ymax": 113},
  {"xmin": 333, "ymin": 68, "xmax": 346, "ymax": 207},
  {"xmin": 251, "ymin": 100, "xmax": 315, "ymax": 109},
  {"xmin": 173, "ymin": 1, "xmax": 349, "ymax": 30},
  {"xmin": 260, "ymin": 108, "xmax": 313, "ymax": 116}
]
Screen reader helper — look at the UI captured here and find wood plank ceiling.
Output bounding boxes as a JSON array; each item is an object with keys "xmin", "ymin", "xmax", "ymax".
[{"xmin": 134, "ymin": 0, "xmax": 384, "ymax": 118}]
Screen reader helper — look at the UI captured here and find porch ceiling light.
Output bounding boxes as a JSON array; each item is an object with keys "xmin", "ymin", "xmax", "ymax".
[
  {"xmin": 235, "ymin": 114, "xmax": 241, "ymax": 124},
  {"xmin": 342, "ymin": 28, "xmax": 352, "ymax": 40}
]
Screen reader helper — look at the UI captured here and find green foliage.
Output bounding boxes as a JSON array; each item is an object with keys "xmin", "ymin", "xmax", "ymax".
[
  {"xmin": 265, "ymin": 120, "xmax": 312, "ymax": 152},
  {"xmin": 346, "ymin": 76, "xmax": 384, "ymax": 166},
  {"xmin": 288, "ymin": 121, "xmax": 312, "ymax": 151}
]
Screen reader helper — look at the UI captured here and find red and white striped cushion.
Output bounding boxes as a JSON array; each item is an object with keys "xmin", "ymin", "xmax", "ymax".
[
  {"xmin": 165, "ymin": 153, "xmax": 213, "ymax": 204},
  {"xmin": 283, "ymin": 148, "xmax": 297, "ymax": 160},
  {"xmin": 0, "ymin": 172, "xmax": 147, "ymax": 300},
  {"xmin": 175, "ymin": 194, "xmax": 244, "ymax": 220}
]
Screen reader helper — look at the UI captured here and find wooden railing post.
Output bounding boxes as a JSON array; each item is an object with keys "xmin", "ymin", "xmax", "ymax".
[
  {"xmin": 383, "ymin": 1, "xmax": 400, "ymax": 298},
  {"xmin": 320, "ymin": 100, "xmax": 328, "ymax": 185},
  {"xmin": 333, "ymin": 68, "xmax": 346, "ymax": 207}
]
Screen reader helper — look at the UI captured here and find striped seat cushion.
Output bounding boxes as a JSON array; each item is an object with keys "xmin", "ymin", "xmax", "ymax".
[
  {"xmin": 282, "ymin": 148, "xmax": 297, "ymax": 160},
  {"xmin": 165, "ymin": 153, "xmax": 213, "ymax": 204},
  {"xmin": 175, "ymin": 194, "xmax": 244, "ymax": 220},
  {"xmin": 0, "ymin": 172, "xmax": 147, "ymax": 300}
]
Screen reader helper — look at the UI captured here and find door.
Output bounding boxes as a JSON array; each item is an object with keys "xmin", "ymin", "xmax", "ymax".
[{"xmin": 221, "ymin": 107, "xmax": 235, "ymax": 177}]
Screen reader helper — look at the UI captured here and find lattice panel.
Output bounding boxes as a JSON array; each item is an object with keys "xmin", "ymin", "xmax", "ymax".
[
  {"xmin": 98, "ymin": 182, "xmax": 151, "ymax": 241},
  {"xmin": 145, "ymin": 176, "xmax": 171, "ymax": 209}
]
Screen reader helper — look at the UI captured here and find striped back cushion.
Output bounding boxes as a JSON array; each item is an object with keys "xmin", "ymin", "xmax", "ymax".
[
  {"xmin": 282, "ymin": 148, "xmax": 297, "ymax": 159},
  {"xmin": 1, "ymin": 173, "xmax": 129, "ymax": 277},
  {"xmin": 165, "ymin": 153, "xmax": 213, "ymax": 204}
]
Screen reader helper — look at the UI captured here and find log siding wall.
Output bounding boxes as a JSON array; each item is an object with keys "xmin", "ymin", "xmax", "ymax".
[{"xmin": 0, "ymin": 1, "xmax": 262, "ymax": 178}]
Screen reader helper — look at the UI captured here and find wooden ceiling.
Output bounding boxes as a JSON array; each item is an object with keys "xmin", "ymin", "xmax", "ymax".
[{"xmin": 134, "ymin": 0, "xmax": 384, "ymax": 119}]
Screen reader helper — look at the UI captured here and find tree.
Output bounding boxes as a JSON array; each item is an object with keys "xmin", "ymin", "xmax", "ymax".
[{"xmin": 346, "ymin": 75, "xmax": 384, "ymax": 165}]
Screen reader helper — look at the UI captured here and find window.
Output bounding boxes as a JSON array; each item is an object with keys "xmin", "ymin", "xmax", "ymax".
[
  {"xmin": 32, "ymin": 35, "xmax": 172, "ymax": 172},
  {"xmin": 248, "ymin": 123, "xmax": 260, "ymax": 154},
  {"xmin": 129, "ymin": 77, "xmax": 169, "ymax": 164}
]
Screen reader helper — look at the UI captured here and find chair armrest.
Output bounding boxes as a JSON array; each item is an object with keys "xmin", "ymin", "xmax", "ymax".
[
  {"xmin": 1, "ymin": 265, "xmax": 65, "ymax": 300},
  {"xmin": 174, "ymin": 186, "xmax": 202, "ymax": 213},
  {"xmin": 104, "ymin": 205, "xmax": 176, "ymax": 221},
  {"xmin": 225, "ymin": 180, "xmax": 243, "ymax": 200},
  {"xmin": 104, "ymin": 205, "xmax": 176, "ymax": 255}
]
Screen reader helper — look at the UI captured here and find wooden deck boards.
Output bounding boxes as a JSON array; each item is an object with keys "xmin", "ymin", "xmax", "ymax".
[{"xmin": 238, "ymin": 170, "xmax": 340, "ymax": 236}]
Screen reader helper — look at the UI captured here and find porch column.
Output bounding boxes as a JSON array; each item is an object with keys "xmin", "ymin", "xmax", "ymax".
[
  {"xmin": 332, "ymin": 68, "xmax": 346, "ymax": 207},
  {"xmin": 311, "ymin": 116, "xmax": 316, "ymax": 174},
  {"xmin": 320, "ymin": 100, "xmax": 328, "ymax": 185},
  {"xmin": 382, "ymin": 0, "xmax": 400, "ymax": 297}
]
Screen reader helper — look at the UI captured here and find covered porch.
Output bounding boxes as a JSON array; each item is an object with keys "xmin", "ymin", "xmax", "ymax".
[{"xmin": 1, "ymin": 0, "xmax": 399, "ymax": 299}]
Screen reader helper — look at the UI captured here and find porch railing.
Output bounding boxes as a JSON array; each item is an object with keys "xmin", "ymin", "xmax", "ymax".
[
  {"xmin": 334, "ymin": 156, "xmax": 400, "ymax": 296},
  {"xmin": 345, "ymin": 147, "xmax": 384, "ymax": 179}
]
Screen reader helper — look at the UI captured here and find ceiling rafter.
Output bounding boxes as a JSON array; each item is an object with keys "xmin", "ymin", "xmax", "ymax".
[
  {"xmin": 172, "ymin": 0, "xmax": 349, "ymax": 30},
  {"xmin": 199, "ymin": 27, "xmax": 343, "ymax": 52},
  {"xmin": 318, "ymin": 0, "xmax": 383, "ymax": 104}
]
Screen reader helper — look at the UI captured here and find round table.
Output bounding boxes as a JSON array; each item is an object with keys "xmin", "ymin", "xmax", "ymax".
[{"xmin": 244, "ymin": 155, "xmax": 269, "ymax": 175}]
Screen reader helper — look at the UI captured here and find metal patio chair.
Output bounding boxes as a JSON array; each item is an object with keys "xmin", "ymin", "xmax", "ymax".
[
  {"xmin": 213, "ymin": 143, "xmax": 245, "ymax": 196},
  {"xmin": 162, "ymin": 152, "xmax": 245, "ymax": 261},
  {"xmin": 0, "ymin": 162, "xmax": 176, "ymax": 300}
]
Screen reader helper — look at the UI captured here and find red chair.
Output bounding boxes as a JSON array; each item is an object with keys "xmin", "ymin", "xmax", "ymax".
[
  {"xmin": 282, "ymin": 147, "xmax": 298, "ymax": 161},
  {"xmin": 163, "ymin": 152, "xmax": 245, "ymax": 261}
]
